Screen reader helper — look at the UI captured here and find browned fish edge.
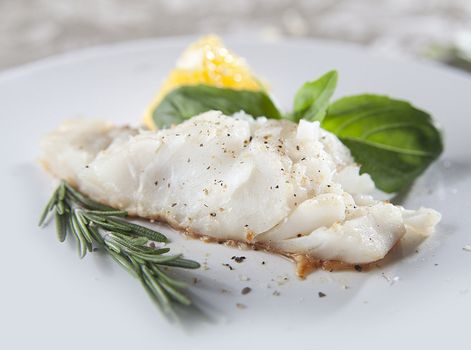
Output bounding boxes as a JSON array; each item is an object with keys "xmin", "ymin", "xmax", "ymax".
[{"xmin": 40, "ymin": 172, "xmax": 385, "ymax": 279}]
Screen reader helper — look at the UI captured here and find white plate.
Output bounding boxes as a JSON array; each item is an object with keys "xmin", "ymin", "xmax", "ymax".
[{"xmin": 1, "ymin": 37, "xmax": 470, "ymax": 349}]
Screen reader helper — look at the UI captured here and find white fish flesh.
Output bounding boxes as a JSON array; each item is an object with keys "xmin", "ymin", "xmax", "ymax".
[{"xmin": 40, "ymin": 111, "xmax": 440, "ymax": 268}]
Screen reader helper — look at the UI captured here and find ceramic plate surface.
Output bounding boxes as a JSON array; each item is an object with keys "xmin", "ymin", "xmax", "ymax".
[{"xmin": 1, "ymin": 37, "xmax": 470, "ymax": 350}]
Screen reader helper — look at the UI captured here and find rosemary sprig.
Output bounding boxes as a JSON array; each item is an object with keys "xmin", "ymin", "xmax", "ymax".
[{"xmin": 39, "ymin": 180, "xmax": 200, "ymax": 317}]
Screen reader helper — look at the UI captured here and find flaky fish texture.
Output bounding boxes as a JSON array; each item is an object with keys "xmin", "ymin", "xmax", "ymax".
[{"xmin": 40, "ymin": 111, "xmax": 440, "ymax": 265}]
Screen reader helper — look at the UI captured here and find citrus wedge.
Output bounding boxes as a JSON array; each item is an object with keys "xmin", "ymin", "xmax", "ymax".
[{"xmin": 144, "ymin": 35, "xmax": 265, "ymax": 129}]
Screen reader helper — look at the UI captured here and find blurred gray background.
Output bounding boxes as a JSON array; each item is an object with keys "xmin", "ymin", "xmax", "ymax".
[{"xmin": 1, "ymin": 0, "xmax": 471, "ymax": 72}]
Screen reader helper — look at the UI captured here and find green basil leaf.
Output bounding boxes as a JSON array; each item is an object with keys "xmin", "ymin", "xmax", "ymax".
[
  {"xmin": 322, "ymin": 94, "xmax": 443, "ymax": 193},
  {"xmin": 292, "ymin": 70, "xmax": 338, "ymax": 122},
  {"xmin": 151, "ymin": 85, "xmax": 281, "ymax": 128}
]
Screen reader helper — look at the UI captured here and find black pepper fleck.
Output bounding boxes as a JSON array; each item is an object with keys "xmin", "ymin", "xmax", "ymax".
[
  {"xmin": 354, "ymin": 264, "xmax": 363, "ymax": 272},
  {"xmin": 241, "ymin": 287, "xmax": 252, "ymax": 295},
  {"xmin": 318, "ymin": 292, "xmax": 326, "ymax": 298},
  {"xmin": 222, "ymin": 263, "xmax": 234, "ymax": 270},
  {"xmin": 231, "ymin": 256, "xmax": 246, "ymax": 263}
]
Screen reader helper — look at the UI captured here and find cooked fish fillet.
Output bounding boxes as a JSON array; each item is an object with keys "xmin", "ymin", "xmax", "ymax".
[{"xmin": 40, "ymin": 111, "xmax": 440, "ymax": 266}]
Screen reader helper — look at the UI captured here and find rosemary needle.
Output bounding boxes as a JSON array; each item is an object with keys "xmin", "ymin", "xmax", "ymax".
[{"xmin": 39, "ymin": 180, "xmax": 200, "ymax": 317}]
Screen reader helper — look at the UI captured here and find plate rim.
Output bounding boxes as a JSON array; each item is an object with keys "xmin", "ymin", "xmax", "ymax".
[{"xmin": 1, "ymin": 35, "xmax": 471, "ymax": 85}]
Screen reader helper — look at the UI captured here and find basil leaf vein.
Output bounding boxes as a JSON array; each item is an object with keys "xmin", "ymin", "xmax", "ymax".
[
  {"xmin": 321, "ymin": 94, "xmax": 443, "ymax": 193},
  {"xmin": 292, "ymin": 70, "xmax": 338, "ymax": 122}
]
